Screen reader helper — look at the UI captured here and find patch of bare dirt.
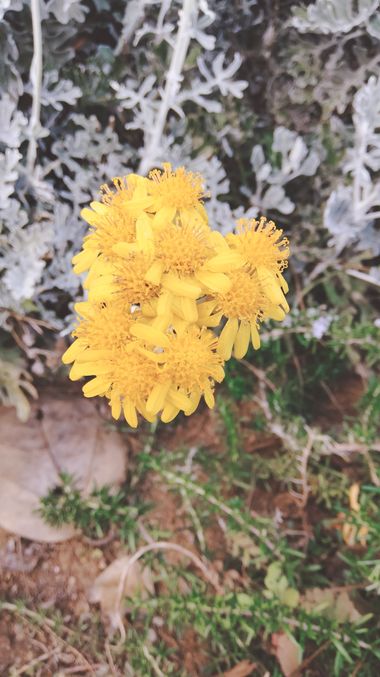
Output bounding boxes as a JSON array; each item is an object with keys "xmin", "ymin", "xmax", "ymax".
[{"xmin": 159, "ymin": 406, "xmax": 223, "ymax": 452}]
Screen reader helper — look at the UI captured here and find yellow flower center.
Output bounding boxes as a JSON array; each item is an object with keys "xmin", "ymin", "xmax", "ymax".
[
  {"xmin": 74, "ymin": 303, "xmax": 135, "ymax": 351},
  {"xmin": 229, "ymin": 217, "xmax": 289, "ymax": 273},
  {"xmin": 90, "ymin": 207, "xmax": 136, "ymax": 259},
  {"xmin": 100, "ymin": 176, "xmax": 135, "ymax": 208},
  {"xmin": 215, "ymin": 269, "xmax": 266, "ymax": 321},
  {"xmin": 113, "ymin": 253, "xmax": 160, "ymax": 304},
  {"xmin": 110, "ymin": 349, "xmax": 159, "ymax": 403},
  {"xmin": 161, "ymin": 327, "xmax": 223, "ymax": 393},
  {"xmin": 154, "ymin": 221, "xmax": 212, "ymax": 276},
  {"xmin": 148, "ymin": 163, "xmax": 206, "ymax": 211}
]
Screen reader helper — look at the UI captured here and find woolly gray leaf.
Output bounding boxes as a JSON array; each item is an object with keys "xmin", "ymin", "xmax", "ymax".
[
  {"xmin": 0, "ymin": 94, "xmax": 28, "ymax": 147},
  {"xmin": 291, "ymin": 0, "xmax": 379, "ymax": 35}
]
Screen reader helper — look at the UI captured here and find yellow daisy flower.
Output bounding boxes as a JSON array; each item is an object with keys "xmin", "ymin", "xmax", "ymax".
[
  {"xmin": 61, "ymin": 302, "xmax": 158, "ymax": 427},
  {"xmin": 87, "ymin": 251, "xmax": 160, "ymax": 306},
  {"xmin": 113, "ymin": 213, "xmax": 243, "ymax": 323},
  {"xmin": 61, "ymin": 300, "xmax": 137, "ymax": 379},
  {"xmin": 227, "ymin": 217, "xmax": 290, "ymax": 307},
  {"xmin": 63, "ymin": 163, "xmax": 291, "ymax": 427},
  {"xmin": 215, "ymin": 268, "xmax": 287, "ymax": 360},
  {"xmin": 105, "ymin": 349, "xmax": 160, "ymax": 427},
  {"xmin": 129, "ymin": 323, "xmax": 225, "ymax": 422},
  {"xmin": 146, "ymin": 162, "xmax": 208, "ymax": 226},
  {"xmin": 72, "ymin": 175, "xmax": 151, "ymax": 276}
]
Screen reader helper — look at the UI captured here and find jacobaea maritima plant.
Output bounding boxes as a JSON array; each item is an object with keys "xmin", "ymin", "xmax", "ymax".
[{"xmin": 62, "ymin": 164, "xmax": 290, "ymax": 427}]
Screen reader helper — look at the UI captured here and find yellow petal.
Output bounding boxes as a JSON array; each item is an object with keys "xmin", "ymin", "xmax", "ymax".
[
  {"xmin": 281, "ymin": 296, "xmax": 290, "ymax": 313},
  {"xmin": 204, "ymin": 387, "xmax": 215, "ymax": 409},
  {"xmin": 90, "ymin": 201, "xmax": 108, "ymax": 215},
  {"xmin": 152, "ymin": 206, "xmax": 176, "ymax": 226},
  {"xmin": 218, "ymin": 318, "xmax": 238, "ymax": 360},
  {"xmin": 74, "ymin": 301, "xmax": 92, "ymax": 318},
  {"xmin": 214, "ymin": 365, "xmax": 225, "ymax": 382},
  {"xmin": 136, "ymin": 346, "xmax": 166, "ymax": 363},
  {"xmin": 196, "ymin": 270, "xmax": 231, "ymax": 293},
  {"xmin": 250, "ymin": 322, "xmax": 261, "ymax": 350},
  {"xmin": 82, "ymin": 258, "xmax": 104, "ymax": 289},
  {"xmin": 110, "ymin": 395, "xmax": 121, "ymax": 420},
  {"xmin": 206, "ymin": 252, "xmax": 244, "ymax": 273},
  {"xmin": 112, "ymin": 242, "xmax": 138, "ymax": 257},
  {"xmin": 180, "ymin": 297, "xmax": 198, "ymax": 323},
  {"xmin": 123, "ymin": 399, "xmax": 138, "ymax": 428},
  {"xmin": 136, "ymin": 215, "xmax": 153, "ymax": 244},
  {"xmin": 62, "ymin": 340, "xmax": 86, "ymax": 364},
  {"xmin": 71, "ymin": 362, "xmax": 111, "ymax": 379},
  {"xmin": 168, "ymin": 388, "xmax": 192, "ymax": 412},
  {"xmin": 234, "ymin": 321, "xmax": 251, "ymax": 359},
  {"xmin": 69, "ymin": 362, "xmax": 87, "ymax": 381},
  {"xmin": 130, "ymin": 323, "xmax": 170, "ymax": 347},
  {"xmin": 278, "ymin": 272, "xmax": 289, "ymax": 293},
  {"xmin": 138, "ymin": 405, "xmax": 157, "ymax": 423},
  {"xmin": 195, "ymin": 203, "xmax": 209, "ymax": 224},
  {"xmin": 161, "ymin": 403, "xmax": 180, "ymax": 423},
  {"xmin": 162, "ymin": 273, "xmax": 202, "ymax": 299},
  {"xmin": 264, "ymin": 306, "xmax": 286, "ymax": 321},
  {"xmin": 145, "ymin": 261, "xmax": 164, "ymax": 285},
  {"xmin": 210, "ymin": 230, "xmax": 229, "ymax": 250},
  {"xmin": 72, "ymin": 248, "xmax": 98, "ymax": 274},
  {"xmin": 152, "ymin": 315, "xmax": 171, "ymax": 332},
  {"xmin": 87, "ymin": 277, "xmax": 116, "ymax": 301},
  {"xmin": 146, "ymin": 382, "xmax": 171, "ymax": 415},
  {"xmin": 257, "ymin": 266, "xmax": 285, "ymax": 306},
  {"xmin": 80, "ymin": 207, "xmax": 101, "ymax": 227},
  {"xmin": 82, "ymin": 376, "xmax": 110, "ymax": 397},
  {"xmin": 75, "ymin": 349, "xmax": 114, "ymax": 362},
  {"xmin": 124, "ymin": 197, "xmax": 153, "ymax": 217},
  {"xmin": 157, "ymin": 289, "xmax": 173, "ymax": 316},
  {"xmin": 184, "ymin": 392, "xmax": 201, "ymax": 416}
]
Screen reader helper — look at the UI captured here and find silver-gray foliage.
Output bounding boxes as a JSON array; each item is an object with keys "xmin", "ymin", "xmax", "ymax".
[{"xmin": 324, "ymin": 76, "xmax": 380, "ymax": 254}]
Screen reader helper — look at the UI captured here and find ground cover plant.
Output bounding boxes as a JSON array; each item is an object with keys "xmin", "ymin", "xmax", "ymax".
[{"xmin": 0, "ymin": 0, "xmax": 380, "ymax": 675}]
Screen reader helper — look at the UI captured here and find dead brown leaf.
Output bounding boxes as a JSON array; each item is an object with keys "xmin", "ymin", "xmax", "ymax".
[
  {"xmin": 272, "ymin": 632, "xmax": 302, "ymax": 677},
  {"xmin": 88, "ymin": 555, "xmax": 154, "ymax": 628},
  {"xmin": 0, "ymin": 393, "xmax": 127, "ymax": 542},
  {"xmin": 301, "ymin": 588, "xmax": 362, "ymax": 623}
]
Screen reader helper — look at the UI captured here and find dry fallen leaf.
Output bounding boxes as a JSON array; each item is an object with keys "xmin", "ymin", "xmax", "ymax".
[
  {"xmin": 272, "ymin": 632, "xmax": 302, "ymax": 677},
  {"xmin": 88, "ymin": 555, "xmax": 154, "ymax": 628},
  {"xmin": 301, "ymin": 588, "xmax": 362, "ymax": 623},
  {"xmin": 0, "ymin": 393, "xmax": 127, "ymax": 542},
  {"xmin": 217, "ymin": 659, "xmax": 257, "ymax": 676}
]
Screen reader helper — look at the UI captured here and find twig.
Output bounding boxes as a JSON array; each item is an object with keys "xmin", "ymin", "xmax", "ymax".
[
  {"xmin": 283, "ymin": 616, "xmax": 370, "ymax": 651},
  {"xmin": 240, "ymin": 359, "xmax": 276, "ymax": 392},
  {"xmin": 289, "ymin": 640, "xmax": 330, "ymax": 677},
  {"xmin": 83, "ymin": 530, "xmax": 116, "ymax": 547},
  {"xmin": 138, "ymin": 0, "xmax": 197, "ymax": 174},
  {"xmin": 27, "ymin": 0, "xmax": 43, "ymax": 173},
  {"xmin": 115, "ymin": 540, "xmax": 221, "ymax": 640},
  {"xmin": 105, "ymin": 640, "xmax": 119, "ymax": 677},
  {"xmin": 142, "ymin": 645, "xmax": 166, "ymax": 677},
  {"xmin": 346, "ymin": 268, "xmax": 380, "ymax": 288},
  {"xmin": 180, "ymin": 490, "xmax": 206, "ymax": 552},
  {"xmin": 363, "ymin": 448, "xmax": 380, "ymax": 487},
  {"xmin": 320, "ymin": 381, "xmax": 346, "ymax": 418},
  {"xmin": 290, "ymin": 427, "xmax": 316, "ymax": 508}
]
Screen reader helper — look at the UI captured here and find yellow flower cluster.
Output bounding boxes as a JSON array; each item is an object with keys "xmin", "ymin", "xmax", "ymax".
[{"xmin": 62, "ymin": 163, "xmax": 290, "ymax": 427}]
